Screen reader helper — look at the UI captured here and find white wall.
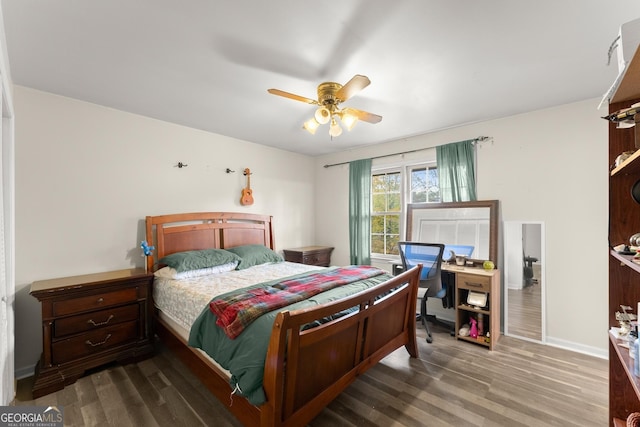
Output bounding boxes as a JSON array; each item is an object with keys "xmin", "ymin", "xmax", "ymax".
[
  {"xmin": 523, "ymin": 223, "xmax": 542, "ymax": 261},
  {"xmin": 315, "ymin": 98, "xmax": 609, "ymax": 357},
  {"xmin": 14, "ymin": 86, "xmax": 317, "ymax": 376},
  {"xmin": 0, "ymin": 3, "xmax": 15, "ymax": 405},
  {"xmin": 13, "ymin": 85, "xmax": 610, "ymax": 377}
]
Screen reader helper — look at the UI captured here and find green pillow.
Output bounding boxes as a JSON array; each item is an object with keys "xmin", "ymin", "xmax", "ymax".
[
  {"xmin": 225, "ymin": 244, "xmax": 283, "ymax": 270},
  {"xmin": 159, "ymin": 249, "xmax": 241, "ymax": 273}
]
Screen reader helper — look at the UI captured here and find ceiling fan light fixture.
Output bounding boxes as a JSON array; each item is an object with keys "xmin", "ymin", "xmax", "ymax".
[
  {"xmin": 303, "ymin": 118, "xmax": 320, "ymax": 135},
  {"xmin": 329, "ymin": 118, "xmax": 343, "ymax": 137},
  {"xmin": 314, "ymin": 106, "xmax": 331, "ymax": 124},
  {"xmin": 341, "ymin": 111, "xmax": 358, "ymax": 131},
  {"xmin": 268, "ymin": 74, "xmax": 381, "ymax": 139}
]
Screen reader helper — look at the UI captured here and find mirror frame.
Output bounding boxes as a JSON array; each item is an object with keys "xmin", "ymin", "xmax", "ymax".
[{"xmin": 406, "ymin": 200, "xmax": 500, "ymax": 267}]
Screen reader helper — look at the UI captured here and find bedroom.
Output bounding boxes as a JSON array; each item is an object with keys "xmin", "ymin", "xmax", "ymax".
[{"xmin": 1, "ymin": 1, "xmax": 639, "ymax": 425}]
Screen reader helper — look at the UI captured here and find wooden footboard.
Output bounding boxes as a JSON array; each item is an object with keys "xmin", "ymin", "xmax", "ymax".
[{"xmin": 261, "ymin": 265, "xmax": 421, "ymax": 427}]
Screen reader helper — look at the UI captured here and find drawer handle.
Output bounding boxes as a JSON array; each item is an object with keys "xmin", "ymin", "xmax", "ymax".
[
  {"xmin": 97, "ymin": 297, "xmax": 104, "ymax": 304},
  {"xmin": 85, "ymin": 334, "xmax": 112, "ymax": 347},
  {"xmin": 465, "ymin": 282, "xmax": 484, "ymax": 288},
  {"xmin": 87, "ymin": 314, "xmax": 114, "ymax": 327}
]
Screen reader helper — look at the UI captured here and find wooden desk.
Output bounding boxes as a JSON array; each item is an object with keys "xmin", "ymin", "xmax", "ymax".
[
  {"xmin": 448, "ymin": 265, "xmax": 500, "ymax": 350},
  {"xmin": 391, "ymin": 261, "xmax": 501, "ymax": 350}
]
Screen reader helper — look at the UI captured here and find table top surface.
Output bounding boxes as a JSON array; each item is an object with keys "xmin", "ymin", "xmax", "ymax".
[
  {"xmin": 31, "ymin": 268, "xmax": 150, "ymax": 294},
  {"xmin": 389, "ymin": 259, "xmax": 498, "ymax": 277},
  {"xmin": 283, "ymin": 246, "xmax": 334, "ymax": 252}
]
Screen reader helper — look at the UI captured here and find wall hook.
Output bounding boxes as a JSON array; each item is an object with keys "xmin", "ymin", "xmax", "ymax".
[
  {"xmin": 226, "ymin": 168, "xmax": 235, "ymax": 173},
  {"xmin": 175, "ymin": 162, "xmax": 188, "ymax": 168}
]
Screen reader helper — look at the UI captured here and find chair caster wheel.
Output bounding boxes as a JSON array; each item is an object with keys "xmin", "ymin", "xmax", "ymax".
[{"xmin": 426, "ymin": 336, "xmax": 433, "ymax": 343}]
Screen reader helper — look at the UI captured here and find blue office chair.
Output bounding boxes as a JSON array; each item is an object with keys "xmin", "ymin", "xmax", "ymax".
[{"xmin": 398, "ymin": 241, "xmax": 446, "ymax": 343}]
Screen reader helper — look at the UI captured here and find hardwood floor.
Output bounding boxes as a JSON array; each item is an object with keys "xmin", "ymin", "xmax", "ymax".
[
  {"xmin": 507, "ymin": 281, "xmax": 542, "ymax": 341},
  {"xmin": 507, "ymin": 264, "xmax": 543, "ymax": 341},
  {"xmin": 12, "ymin": 326, "xmax": 608, "ymax": 426}
]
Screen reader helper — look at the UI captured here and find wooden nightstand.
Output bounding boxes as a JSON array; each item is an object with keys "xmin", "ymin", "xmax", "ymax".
[
  {"xmin": 30, "ymin": 268, "xmax": 155, "ymax": 398},
  {"xmin": 283, "ymin": 246, "xmax": 334, "ymax": 267}
]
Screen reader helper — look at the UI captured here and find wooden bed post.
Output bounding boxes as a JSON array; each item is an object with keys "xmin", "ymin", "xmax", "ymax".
[
  {"xmin": 262, "ymin": 311, "xmax": 289, "ymax": 426},
  {"xmin": 145, "ymin": 216, "xmax": 154, "ymax": 273}
]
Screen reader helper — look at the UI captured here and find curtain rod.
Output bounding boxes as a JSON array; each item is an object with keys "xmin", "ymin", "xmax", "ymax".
[{"xmin": 322, "ymin": 136, "xmax": 491, "ymax": 168}]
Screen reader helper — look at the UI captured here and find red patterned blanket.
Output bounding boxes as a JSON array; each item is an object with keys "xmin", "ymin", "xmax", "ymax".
[{"xmin": 209, "ymin": 265, "xmax": 384, "ymax": 339}]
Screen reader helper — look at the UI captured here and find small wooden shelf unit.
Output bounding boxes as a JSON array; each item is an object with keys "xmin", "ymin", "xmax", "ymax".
[{"xmin": 453, "ymin": 268, "xmax": 500, "ymax": 351}]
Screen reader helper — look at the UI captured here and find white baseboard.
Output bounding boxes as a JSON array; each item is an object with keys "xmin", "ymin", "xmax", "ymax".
[
  {"xmin": 545, "ymin": 336, "xmax": 608, "ymax": 360},
  {"xmin": 15, "ymin": 364, "xmax": 35, "ymax": 380},
  {"xmin": 507, "ymin": 281, "xmax": 523, "ymax": 290}
]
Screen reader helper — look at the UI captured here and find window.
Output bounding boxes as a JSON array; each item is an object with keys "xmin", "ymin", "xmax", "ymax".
[
  {"xmin": 371, "ymin": 170, "xmax": 401, "ymax": 256},
  {"xmin": 371, "ymin": 163, "xmax": 438, "ymax": 257},
  {"xmin": 409, "ymin": 165, "xmax": 440, "ymax": 203}
]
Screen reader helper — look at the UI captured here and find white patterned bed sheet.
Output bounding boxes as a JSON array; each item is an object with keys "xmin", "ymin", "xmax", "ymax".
[{"xmin": 153, "ymin": 261, "xmax": 325, "ymax": 331}]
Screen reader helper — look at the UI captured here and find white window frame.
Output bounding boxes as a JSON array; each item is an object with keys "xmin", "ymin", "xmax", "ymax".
[
  {"xmin": 406, "ymin": 162, "xmax": 440, "ymax": 204},
  {"xmin": 371, "ymin": 166, "xmax": 403, "ymax": 259},
  {"xmin": 370, "ymin": 160, "xmax": 438, "ymax": 261}
]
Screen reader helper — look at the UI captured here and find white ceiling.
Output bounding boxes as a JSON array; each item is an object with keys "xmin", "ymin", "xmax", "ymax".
[{"xmin": 2, "ymin": 1, "xmax": 640, "ymax": 156}]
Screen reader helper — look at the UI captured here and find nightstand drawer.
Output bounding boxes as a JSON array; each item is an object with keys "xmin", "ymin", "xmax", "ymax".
[
  {"xmin": 52, "ymin": 320, "xmax": 139, "ymax": 365},
  {"xmin": 53, "ymin": 304, "xmax": 139, "ymax": 338},
  {"xmin": 283, "ymin": 246, "xmax": 334, "ymax": 267},
  {"xmin": 302, "ymin": 252, "xmax": 331, "ymax": 266},
  {"xmin": 456, "ymin": 273, "xmax": 491, "ymax": 293},
  {"xmin": 52, "ymin": 287, "xmax": 139, "ymax": 317}
]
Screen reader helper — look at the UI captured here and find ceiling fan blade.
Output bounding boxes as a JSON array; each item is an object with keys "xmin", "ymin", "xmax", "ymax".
[
  {"xmin": 345, "ymin": 107, "xmax": 382, "ymax": 124},
  {"xmin": 336, "ymin": 75, "xmax": 371, "ymax": 102},
  {"xmin": 267, "ymin": 88, "xmax": 318, "ymax": 105}
]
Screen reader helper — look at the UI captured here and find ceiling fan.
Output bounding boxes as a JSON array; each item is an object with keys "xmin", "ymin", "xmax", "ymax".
[{"xmin": 268, "ymin": 74, "xmax": 382, "ymax": 137}]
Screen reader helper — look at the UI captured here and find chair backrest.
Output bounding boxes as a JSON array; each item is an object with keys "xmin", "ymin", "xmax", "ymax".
[{"xmin": 398, "ymin": 242, "xmax": 445, "ymax": 297}]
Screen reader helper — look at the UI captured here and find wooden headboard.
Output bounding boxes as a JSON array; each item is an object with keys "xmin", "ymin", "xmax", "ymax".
[{"xmin": 145, "ymin": 212, "xmax": 275, "ymax": 271}]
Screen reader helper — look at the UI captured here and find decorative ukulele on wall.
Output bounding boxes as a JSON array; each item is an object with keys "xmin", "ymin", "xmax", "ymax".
[{"xmin": 240, "ymin": 168, "xmax": 254, "ymax": 206}]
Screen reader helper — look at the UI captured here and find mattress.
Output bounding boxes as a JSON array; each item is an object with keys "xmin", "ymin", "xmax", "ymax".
[{"xmin": 153, "ymin": 261, "xmax": 325, "ymax": 331}]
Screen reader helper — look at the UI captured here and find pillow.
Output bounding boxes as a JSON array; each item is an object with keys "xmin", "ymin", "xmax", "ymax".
[
  {"xmin": 225, "ymin": 244, "xmax": 283, "ymax": 270},
  {"xmin": 158, "ymin": 249, "xmax": 241, "ymax": 273},
  {"xmin": 154, "ymin": 262, "xmax": 238, "ymax": 279}
]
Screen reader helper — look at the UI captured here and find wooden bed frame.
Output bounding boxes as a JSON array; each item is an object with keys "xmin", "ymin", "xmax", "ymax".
[{"xmin": 145, "ymin": 212, "xmax": 422, "ymax": 427}]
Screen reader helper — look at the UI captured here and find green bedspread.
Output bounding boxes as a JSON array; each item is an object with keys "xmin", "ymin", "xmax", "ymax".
[{"xmin": 187, "ymin": 267, "xmax": 393, "ymax": 406}]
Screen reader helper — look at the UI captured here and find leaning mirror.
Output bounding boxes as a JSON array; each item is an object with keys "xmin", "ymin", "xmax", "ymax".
[
  {"xmin": 406, "ymin": 200, "xmax": 499, "ymax": 266},
  {"xmin": 503, "ymin": 221, "xmax": 545, "ymax": 342}
]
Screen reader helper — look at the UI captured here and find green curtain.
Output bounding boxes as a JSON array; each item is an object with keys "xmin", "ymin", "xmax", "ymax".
[
  {"xmin": 436, "ymin": 139, "xmax": 477, "ymax": 202},
  {"xmin": 349, "ymin": 159, "xmax": 372, "ymax": 265}
]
